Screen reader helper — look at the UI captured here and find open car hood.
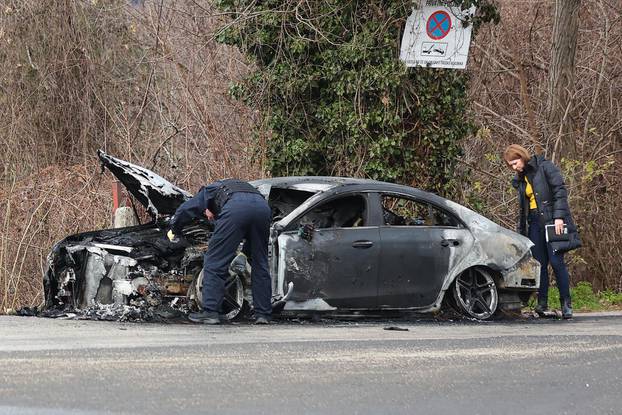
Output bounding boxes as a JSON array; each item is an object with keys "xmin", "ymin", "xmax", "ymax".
[{"xmin": 97, "ymin": 150, "xmax": 192, "ymax": 217}]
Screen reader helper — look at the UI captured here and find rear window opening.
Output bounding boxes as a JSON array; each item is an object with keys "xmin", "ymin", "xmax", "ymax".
[{"xmin": 382, "ymin": 195, "xmax": 460, "ymax": 227}]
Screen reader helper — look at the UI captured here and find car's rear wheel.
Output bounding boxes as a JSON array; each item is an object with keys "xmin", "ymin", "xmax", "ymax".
[
  {"xmin": 452, "ymin": 268, "xmax": 498, "ymax": 320},
  {"xmin": 189, "ymin": 269, "xmax": 247, "ymax": 321}
]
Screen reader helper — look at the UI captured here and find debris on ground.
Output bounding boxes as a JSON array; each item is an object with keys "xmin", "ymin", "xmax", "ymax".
[
  {"xmin": 15, "ymin": 306, "xmax": 40, "ymax": 317},
  {"xmin": 37, "ymin": 302, "xmax": 191, "ymax": 323}
]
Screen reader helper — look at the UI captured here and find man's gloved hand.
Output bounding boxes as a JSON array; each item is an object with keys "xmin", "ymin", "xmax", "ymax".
[{"xmin": 167, "ymin": 229, "xmax": 178, "ymax": 242}]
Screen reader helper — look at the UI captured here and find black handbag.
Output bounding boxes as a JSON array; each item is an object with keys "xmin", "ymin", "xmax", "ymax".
[{"xmin": 548, "ymin": 217, "xmax": 582, "ymax": 254}]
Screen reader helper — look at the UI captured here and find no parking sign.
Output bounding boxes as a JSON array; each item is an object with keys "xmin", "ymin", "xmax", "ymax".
[
  {"xmin": 427, "ymin": 10, "xmax": 452, "ymax": 40},
  {"xmin": 400, "ymin": 0, "xmax": 476, "ymax": 69}
]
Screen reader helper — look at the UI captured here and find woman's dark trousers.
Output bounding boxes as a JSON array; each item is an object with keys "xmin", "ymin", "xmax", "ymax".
[{"xmin": 527, "ymin": 211, "xmax": 571, "ymax": 306}]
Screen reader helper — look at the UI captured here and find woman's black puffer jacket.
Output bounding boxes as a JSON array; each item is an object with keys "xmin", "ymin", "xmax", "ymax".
[{"xmin": 511, "ymin": 155, "xmax": 581, "ymax": 253}]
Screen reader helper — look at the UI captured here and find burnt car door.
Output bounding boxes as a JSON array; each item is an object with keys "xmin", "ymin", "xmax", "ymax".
[
  {"xmin": 276, "ymin": 193, "xmax": 380, "ymax": 309},
  {"xmin": 375, "ymin": 193, "xmax": 473, "ymax": 308}
]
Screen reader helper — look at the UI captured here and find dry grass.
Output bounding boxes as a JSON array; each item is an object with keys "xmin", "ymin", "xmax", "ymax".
[{"xmin": 0, "ymin": 164, "xmax": 112, "ymax": 311}]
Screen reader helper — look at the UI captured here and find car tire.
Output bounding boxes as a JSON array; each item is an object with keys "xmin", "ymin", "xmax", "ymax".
[
  {"xmin": 188, "ymin": 269, "xmax": 248, "ymax": 321},
  {"xmin": 451, "ymin": 267, "xmax": 499, "ymax": 320}
]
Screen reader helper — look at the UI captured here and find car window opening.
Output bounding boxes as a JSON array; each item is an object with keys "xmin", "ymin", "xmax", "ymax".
[
  {"xmin": 268, "ymin": 188, "xmax": 316, "ymax": 222},
  {"xmin": 382, "ymin": 195, "xmax": 459, "ymax": 227},
  {"xmin": 297, "ymin": 195, "xmax": 366, "ymax": 229}
]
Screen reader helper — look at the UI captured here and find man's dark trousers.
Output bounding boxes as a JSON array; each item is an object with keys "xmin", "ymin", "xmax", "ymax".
[{"xmin": 201, "ymin": 192, "xmax": 272, "ymax": 317}]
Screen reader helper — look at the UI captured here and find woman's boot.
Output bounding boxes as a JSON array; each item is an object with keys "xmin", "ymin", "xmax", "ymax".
[{"xmin": 562, "ymin": 297, "xmax": 573, "ymax": 319}]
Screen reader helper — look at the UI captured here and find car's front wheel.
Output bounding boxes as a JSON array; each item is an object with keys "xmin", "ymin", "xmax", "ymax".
[
  {"xmin": 189, "ymin": 269, "xmax": 247, "ymax": 321},
  {"xmin": 452, "ymin": 268, "xmax": 498, "ymax": 320}
]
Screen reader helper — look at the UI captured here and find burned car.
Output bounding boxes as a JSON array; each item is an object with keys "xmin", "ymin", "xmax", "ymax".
[{"xmin": 43, "ymin": 151, "xmax": 540, "ymax": 321}]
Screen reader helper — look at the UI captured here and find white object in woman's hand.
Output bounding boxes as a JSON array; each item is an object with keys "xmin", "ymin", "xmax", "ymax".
[{"xmin": 554, "ymin": 218, "xmax": 565, "ymax": 235}]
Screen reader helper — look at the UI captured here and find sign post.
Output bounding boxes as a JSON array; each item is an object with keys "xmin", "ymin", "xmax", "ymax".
[{"xmin": 400, "ymin": 0, "xmax": 476, "ymax": 69}]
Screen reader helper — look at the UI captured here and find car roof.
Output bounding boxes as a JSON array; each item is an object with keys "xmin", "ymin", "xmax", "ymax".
[
  {"xmin": 250, "ymin": 176, "xmax": 434, "ymax": 198},
  {"xmin": 251, "ymin": 176, "xmax": 383, "ymax": 188}
]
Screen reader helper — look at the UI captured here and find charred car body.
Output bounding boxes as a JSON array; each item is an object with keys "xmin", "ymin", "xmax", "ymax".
[{"xmin": 44, "ymin": 151, "xmax": 540, "ymax": 321}]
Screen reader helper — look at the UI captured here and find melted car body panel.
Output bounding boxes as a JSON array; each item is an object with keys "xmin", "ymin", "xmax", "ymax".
[
  {"xmin": 284, "ymin": 298, "xmax": 336, "ymax": 311},
  {"xmin": 43, "ymin": 221, "xmax": 205, "ymax": 311},
  {"xmin": 97, "ymin": 150, "xmax": 192, "ymax": 216},
  {"xmin": 278, "ymin": 227, "xmax": 380, "ymax": 309},
  {"xmin": 377, "ymin": 227, "xmax": 474, "ymax": 309},
  {"xmin": 498, "ymin": 255, "xmax": 540, "ymax": 289},
  {"xmin": 441, "ymin": 198, "xmax": 535, "ymax": 270}
]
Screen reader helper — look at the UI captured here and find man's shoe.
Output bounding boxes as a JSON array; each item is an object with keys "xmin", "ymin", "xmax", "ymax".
[
  {"xmin": 255, "ymin": 315, "xmax": 271, "ymax": 325},
  {"xmin": 534, "ymin": 300, "xmax": 548, "ymax": 317},
  {"xmin": 562, "ymin": 298, "xmax": 573, "ymax": 319},
  {"xmin": 188, "ymin": 310, "xmax": 221, "ymax": 325}
]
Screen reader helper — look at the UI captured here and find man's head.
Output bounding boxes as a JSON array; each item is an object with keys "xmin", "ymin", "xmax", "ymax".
[{"xmin": 503, "ymin": 144, "xmax": 531, "ymax": 173}]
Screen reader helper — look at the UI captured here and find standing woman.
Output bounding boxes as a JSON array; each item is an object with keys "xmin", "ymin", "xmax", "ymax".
[{"xmin": 503, "ymin": 144, "xmax": 581, "ymax": 319}]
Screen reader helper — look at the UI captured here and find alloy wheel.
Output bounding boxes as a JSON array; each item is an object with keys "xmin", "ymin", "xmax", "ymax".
[
  {"xmin": 193, "ymin": 269, "xmax": 245, "ymax": 321},
  {"xmin": 452, "ymin": 268, "xmax": 498, "ymax": 320}
]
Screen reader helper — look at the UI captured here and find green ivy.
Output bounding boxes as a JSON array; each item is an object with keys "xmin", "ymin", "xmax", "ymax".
[{"xmin": 216, "ymin": 0, "xmax": 498, "ymax": 194}]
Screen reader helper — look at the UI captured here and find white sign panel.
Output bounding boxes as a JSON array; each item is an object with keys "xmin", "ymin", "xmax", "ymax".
[{"xmin": 400, "ymin": 0, "xmax": 476, "ymax": 69}]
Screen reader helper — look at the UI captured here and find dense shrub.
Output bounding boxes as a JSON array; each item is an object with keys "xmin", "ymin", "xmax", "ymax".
[{"xmin": 215, "ymin": 0, "xmax": 498, "ymax": 193}]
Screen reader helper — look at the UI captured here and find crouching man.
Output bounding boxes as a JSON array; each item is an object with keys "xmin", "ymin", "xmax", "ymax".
[{"xmin": 168, "ymin": 179, "xmax": 272, "ymax": 325}]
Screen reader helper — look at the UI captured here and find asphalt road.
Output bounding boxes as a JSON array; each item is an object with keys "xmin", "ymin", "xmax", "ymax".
[{"xmin": 1, "ymin": 313, "xmax": 621, "ymax": 415}]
